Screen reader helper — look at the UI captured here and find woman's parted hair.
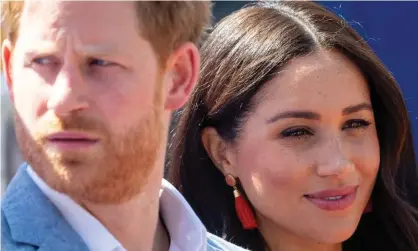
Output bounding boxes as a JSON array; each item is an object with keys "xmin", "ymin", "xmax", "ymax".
[{"xmin": 168, "ymin": 1, "xmax": 418, "ymax": 250}]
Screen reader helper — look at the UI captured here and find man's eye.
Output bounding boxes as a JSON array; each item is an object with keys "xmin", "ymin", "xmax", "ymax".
[
  {"xmin": 33, "ymin": 57, "xmax": 55, "ymax": 65},
  {"xmin": 88, "ymin": 59, "xmax": 114, "ymax": 67}
]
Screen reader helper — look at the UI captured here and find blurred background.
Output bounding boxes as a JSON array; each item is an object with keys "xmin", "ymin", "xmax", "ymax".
[{"xmin": 2, "ymin": 1, "xmax": 417, "ymax": 194}]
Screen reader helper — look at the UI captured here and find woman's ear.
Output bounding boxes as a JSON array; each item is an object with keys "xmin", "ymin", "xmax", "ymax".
[{"xmin": 201, "ymin": 127, "xmax": 237, "ymax": 176}]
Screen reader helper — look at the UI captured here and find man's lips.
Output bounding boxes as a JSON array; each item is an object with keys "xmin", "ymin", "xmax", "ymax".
[
  {"xmin": 45, "ymin": 131, "xmax": 100, "ymax": 150},
  {"xmin": 47, "ymin": 131, "xmax": 98, "ymax": 141}
]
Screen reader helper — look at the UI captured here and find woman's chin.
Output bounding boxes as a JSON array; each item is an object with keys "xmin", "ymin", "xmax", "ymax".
[{"xmin": 312, "ymin": 227, "xmax": 356, "ymax": 244}]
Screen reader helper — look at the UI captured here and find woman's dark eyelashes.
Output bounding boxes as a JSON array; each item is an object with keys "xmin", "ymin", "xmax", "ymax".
[
  {"xmin": 280, "ymin": 127, "xmax": 313, "ymax": 139},
  {"xmin": 279, "ymin": 119, "xmax": 372, "ymax": 139},
  {"xmin": 342, "ymin": 119, "xmax": 372, "ymax": 130}
]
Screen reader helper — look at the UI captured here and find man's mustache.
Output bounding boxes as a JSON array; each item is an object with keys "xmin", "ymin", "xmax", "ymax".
[{"xmin": 31, "ymin": 112, "xmax": 107, "ymax": 139}]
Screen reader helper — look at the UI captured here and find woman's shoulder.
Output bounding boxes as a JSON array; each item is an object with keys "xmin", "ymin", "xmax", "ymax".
[{"xmin": 206, "ymin": 232, "xmax": 250, "ymax": 251}]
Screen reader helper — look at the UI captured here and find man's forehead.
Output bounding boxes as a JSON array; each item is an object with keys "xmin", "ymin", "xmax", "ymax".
[
  {"xmin": 16, "ymin": 1, "xmax": 140, "ymax": 54},
  {"xmin": 19, "ymin": 1, "xmax": 78, "ymax": 40},
  {"xmin": 21, "ymin": 0, "xmax": 62, "ymax": 22},
  {"xmin": 19, "ymin": 1, "xmax": 137, "ymax": 29}
]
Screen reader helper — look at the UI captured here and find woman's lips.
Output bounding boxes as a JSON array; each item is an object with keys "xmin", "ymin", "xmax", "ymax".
[{"xmin": 304, "ymin": 186, "xmax": 359, "ymax": 211}]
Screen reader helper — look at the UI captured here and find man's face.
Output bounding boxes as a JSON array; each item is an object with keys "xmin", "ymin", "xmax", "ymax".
[{"xmin": 3, "ymin": 1, "xmax": 167, "ymax": 203}]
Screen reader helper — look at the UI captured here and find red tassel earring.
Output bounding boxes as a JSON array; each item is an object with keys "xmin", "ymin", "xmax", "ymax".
[{"xmin": 225, "ymin": 174, "xmax": 258, "ymax": 230}]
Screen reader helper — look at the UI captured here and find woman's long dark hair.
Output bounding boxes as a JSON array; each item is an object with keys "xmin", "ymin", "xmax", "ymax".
[{"xmin": 168, "ymin": 1, "xmax": 418, "ymax": 250}]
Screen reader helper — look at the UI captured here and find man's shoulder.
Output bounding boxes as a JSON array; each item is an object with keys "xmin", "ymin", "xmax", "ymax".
[
  {"xmin": 1, "ymin": 209, "xmax": 37, "ymax": 251},
  {"xmin": 2, "ymin": 164, "xmax": 89, "ymax": 251},
  {"xmin": 1, "ymin": 164, "xmax": 46, "ymax": 250},
  {"xmin": 206, "ymin": 232, "xmax": 249, "ymax": 251}
]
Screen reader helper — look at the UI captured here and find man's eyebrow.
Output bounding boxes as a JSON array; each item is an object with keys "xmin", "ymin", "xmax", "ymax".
[{"xmin": 23, "ymin": 42, "xmax": 121, "ymax": 57}]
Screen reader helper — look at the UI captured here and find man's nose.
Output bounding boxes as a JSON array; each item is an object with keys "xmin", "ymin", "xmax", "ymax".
[{"xmin": 47, "ymin": 63, "xmax": 89, "ymax": 117}]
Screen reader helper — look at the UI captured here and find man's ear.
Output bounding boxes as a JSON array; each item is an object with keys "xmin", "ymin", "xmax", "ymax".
[
  {"xmin": 2, "ymin": 39, "xmax": 14, "ymax": 102},
  {"xmin": 201, "ymin": 127, "xmax": 237, "ymax": 177},
  {"xmin": 164, "ymin": 42, "xmax": 200, "ymax": 111}
]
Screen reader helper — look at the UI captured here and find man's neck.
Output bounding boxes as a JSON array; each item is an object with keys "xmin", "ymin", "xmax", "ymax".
[
  {"xmin": 80, "ymin": 170, "xmax": 168, "ymax": 251},
  {"xmin": 152, "ymin": 216, "xmax": 170, "ymax": 251}
]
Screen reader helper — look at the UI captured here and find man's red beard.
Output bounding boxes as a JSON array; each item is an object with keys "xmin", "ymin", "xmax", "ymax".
[{"xmin": 14, "ymin": 104, "xmax": 164, "ymax": 204}]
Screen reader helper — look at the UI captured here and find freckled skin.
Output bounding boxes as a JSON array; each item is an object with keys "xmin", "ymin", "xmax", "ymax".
[{"xmin": 228, "ymin": 50, "xmax": 380, "ymax": 251}]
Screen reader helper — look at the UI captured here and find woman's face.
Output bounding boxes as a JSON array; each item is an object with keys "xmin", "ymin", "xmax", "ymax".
[{"xmin": 227, "ymin": 50, "xmax": 380, "ymax": 245}]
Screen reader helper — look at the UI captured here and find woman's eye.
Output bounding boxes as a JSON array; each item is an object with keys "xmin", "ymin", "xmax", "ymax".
[
  {"xmin": 280, "ymin": 127, "xmax": 313, "ymax": 139},
  {"xmin": 342, "ymin": 119, "xmax": 371, "ymax": 130}
]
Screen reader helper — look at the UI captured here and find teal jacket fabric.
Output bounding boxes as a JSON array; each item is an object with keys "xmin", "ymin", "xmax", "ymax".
[{"xmin": 2, "ymin": 164, "xmax": 248, "ymax": 251}]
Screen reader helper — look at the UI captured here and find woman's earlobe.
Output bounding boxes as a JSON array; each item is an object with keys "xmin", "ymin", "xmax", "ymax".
[{"xmin": 201, "ymin": 127, "xmax": 236, "ymax": 176}]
